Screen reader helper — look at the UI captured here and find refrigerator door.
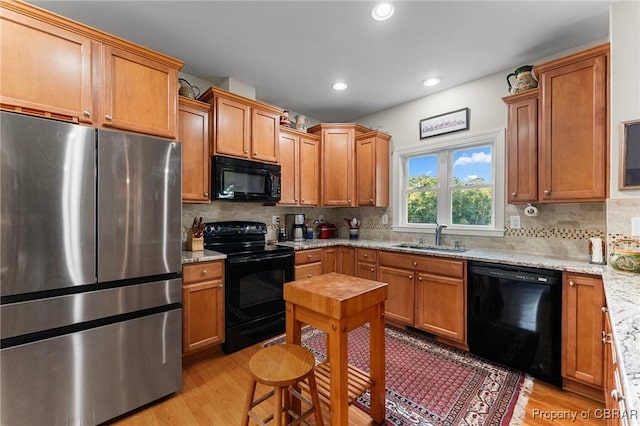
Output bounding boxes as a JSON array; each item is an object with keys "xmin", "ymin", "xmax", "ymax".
[
  {"xmin": 97, "ymin": 130, "xmax": 181, "ymax": 282},
  {"xmin": 0, "ymin": 112, "xmax": 96, "ymax": 297}
]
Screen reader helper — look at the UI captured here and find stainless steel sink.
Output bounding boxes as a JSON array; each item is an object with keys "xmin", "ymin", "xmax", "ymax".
[{"xmin": 393, "ymin": 243, "xmax": 467, "ymax": 252}]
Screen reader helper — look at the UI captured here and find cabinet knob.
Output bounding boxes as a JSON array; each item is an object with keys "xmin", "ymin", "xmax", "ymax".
[
  {"xmin": 218, "ymin": 284, "xmax": 223, "ymax": 288},
  {"xmin": 364, "ymin": 253, "xmax": 368, "ymax": 257},
  {"xmin": 105, "ymin": 114, "xmax": 112, "ymax": 121},
  {"xmin": 244, "ymin": 150, "xmax": 249, "ymax": 154},
  {"xmin": 602, "ymin": 334, "xmax": 612, "ymax": 344},
  {"xmin": 408, "ymin": 275, "xmax": 413, "ymax": 279},
  {"xmin": 253, "ymin": 152, "xmax": 257, "ymax": 155},
  {"xmin": 201, "ymin": 270, "xmax": 208, "ymax": 275},
  {"xmin": 413, "ymin": 261, "xmax": 417, "ymax": 267},
  {"xmin": 611, "ymin": 389, "xmax": 624, "ymax": 402},
  {"xmin": 307, "ymin": 254, "xmax": 312, "ymax": 258},
  {"xmin": 83, "ymin": 110, "xmax": 91, "ymax": 117},
  {"xmin": 418, "ymin": 276, "xmax": 423, "ymax": 281},
  {"xmin": 511, "ymin": 192, "xmax": 517, "ymax": 198},
  {"xmin": 369, "ymin": 198, "xmax": 374, "ymax": 202},
  {"xmin": 543, "ymin": 189, "xmax": 551, "ymax": 195},
  {"xmin": 601, "ymin": 306, "xmax": 608, "ymax": 313},
  {"xmin": 347, "ymin": 199, "xmax": 352, "ymax": 203},
  {"xmin": 307, "ymin": 274, "xmax": 312, "ymax": 278},
  {"xmin": 370, "ymin": 267, "xmax": 375, "ymax": 272},
  {"xmin": 301, "ymin": 198, "xmax": 305, "ymax": 202},
  {"xmin": 569, "ymin": 280, "xmax": 575, "ymax": 287},
  {"xmin": 204, "ymin": 192, "xmax": 209, "ymax": 197}
]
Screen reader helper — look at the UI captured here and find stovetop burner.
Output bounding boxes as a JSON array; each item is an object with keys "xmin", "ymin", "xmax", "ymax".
[{"xmin": 203, "ymin": 221, "xmax": 292, "ymax": 257}]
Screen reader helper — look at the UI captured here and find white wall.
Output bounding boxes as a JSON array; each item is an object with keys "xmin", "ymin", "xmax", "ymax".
[{"xmin": 609, "ymin": 1, "xmax": 640, "ymax": 199}]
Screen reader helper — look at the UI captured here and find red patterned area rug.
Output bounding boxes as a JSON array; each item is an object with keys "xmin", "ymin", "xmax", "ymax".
[{"xmin": 265, "ymin": 325, "xmax": 532, "ymax": 426}]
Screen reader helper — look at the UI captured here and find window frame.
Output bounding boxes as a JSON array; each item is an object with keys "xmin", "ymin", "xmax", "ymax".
[{"xmin": 392, "ymin": 128, "xmax": 505, "ymax": 237}]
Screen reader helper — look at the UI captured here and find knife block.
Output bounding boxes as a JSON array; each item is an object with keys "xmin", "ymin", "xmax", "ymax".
[{"xmin": 186, "ymin": 230, "xmax": 204, "ymax": 251}]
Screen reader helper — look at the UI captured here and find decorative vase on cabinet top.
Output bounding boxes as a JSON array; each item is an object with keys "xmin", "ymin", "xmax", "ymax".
[
  {"xmin": 507, "ymin": 65, "xmax": 538, "ymax": 94},
  {"xmin": 295, "ymin": 114, "xmax": 309, "ymax": 132}
]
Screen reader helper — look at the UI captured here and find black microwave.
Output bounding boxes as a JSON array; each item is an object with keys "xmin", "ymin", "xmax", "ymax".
[{"xmin": 211, "ymin": 155, "xmax": 281, "ymax": 202}]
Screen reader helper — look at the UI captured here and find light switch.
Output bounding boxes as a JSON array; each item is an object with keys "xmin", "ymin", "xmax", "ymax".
[
  {"xmin": 510, "ymin": 216, "xmax": 521, "ymax": 229},
  {"xmin": 381, "ymin": 214, "xmax": 389, "ymax": 224},
  {"xmin": 632, "ymin": 217, "xmax": 640, "ymax": 236}
]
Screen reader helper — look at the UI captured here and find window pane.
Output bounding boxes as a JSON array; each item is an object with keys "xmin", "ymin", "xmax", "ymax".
[
  {"xmin": 452, "ymin": 188, "xmax": 492, "ymax": 225},
  {"xmin": 407, "ymin": 191, "xmax": 437, "ymax": 224},
  {"xmin": 408, "ymin": 155, "xmax": 438, "ymax": 189},
  {"xmin": 453, "ymin": 146, "xmax": 492, "ymax": 186}
]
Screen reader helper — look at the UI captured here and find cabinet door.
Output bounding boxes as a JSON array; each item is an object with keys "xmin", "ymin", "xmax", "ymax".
[
  {"xmin": 415, "ymin": 273, "xmax": 465, "ymax": 343},
  {"xmin": 378, "ymin": 266, "xmax": 414, "ymax": 325},
  {"xmin": 215, "ymin": 95, "xmax": 250, "ymax": 158},
  {"xmin": 357, "ymin": 135, "xmax": 376, "ymax": 206},
  {"xmin": 505, "ymin": 93, "xmax": 538, "ymax": 203},
  {"xmin": 179, "ymin": 98, "xmax": 211, "ymax": 202},
  {"xmin": 322, "ymin": 127, "xmax": 355, "ymax": 206},
  {"xmin": 0, "ymin": 8, "xmax": 94, "ymax": 123},
  {"xmin": 338, "ymin": 247, "xmax": 355, "ymax": 276},
  {"xmin": 356, "ymin": 262, "xmax": 377, "ymax": 281},
  {"xmin": 278, "ymin": 130, "xmax": 298, "ymax": 205},
  {"xmin": 251, "ymin": 108, "xmax": 279, "ymax": 163},
  {"xmin": 299, "ymin": 136, "xmax": 320, "ymax": 206},
  {"xmin": 182, "ymin": 279, "xmax": 224, "ymax": 353},
  {"xmin": 562, "ymin": 273, "xmax": 604, "ymax": 387},
  {"xmin": 539, "ymin": 50, "xmax": 607, "ymax": 201},
  {"xmin": 322, "ymin": 247, "xmax": 338, "ymax": 274},
  {"xmin": 103, "ymin": 45, "xmax": 178, "ymax": 138}
]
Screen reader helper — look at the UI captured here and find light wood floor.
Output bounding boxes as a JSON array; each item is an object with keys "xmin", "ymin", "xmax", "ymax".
[{"xmin": 110, "ymin": 342, "xmax": 605, "ymax": 426}]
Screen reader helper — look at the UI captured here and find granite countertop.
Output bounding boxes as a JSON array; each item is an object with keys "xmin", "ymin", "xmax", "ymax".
[{"xmin": 182, "ymin": 240, "xmax": 640, "ymax": 421}]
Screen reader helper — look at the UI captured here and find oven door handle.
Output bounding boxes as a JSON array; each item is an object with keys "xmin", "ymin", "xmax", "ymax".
[{"xmin": 227, "ymin": 252, "xmax": 293, "ymax": 264}]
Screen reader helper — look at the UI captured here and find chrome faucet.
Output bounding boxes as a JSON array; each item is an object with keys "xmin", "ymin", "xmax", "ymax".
[{"xmin": 435, "ymin": 223, "xmax": 448, "ymax": 246}]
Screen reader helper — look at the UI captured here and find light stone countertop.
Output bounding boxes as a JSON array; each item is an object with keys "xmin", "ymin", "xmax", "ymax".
[
  {"xmin": 280, "ymin": 238, "xmax": 640, "ymax": 422},
  {"xmin": 183, "ymin": 239, "xmax": 640, "ymax": 423}
]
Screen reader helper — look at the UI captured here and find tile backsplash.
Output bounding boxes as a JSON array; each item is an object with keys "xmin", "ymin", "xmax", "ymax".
[{"xmin": 181, "ymin": 199, "xmax": 637, "ymax": 262}]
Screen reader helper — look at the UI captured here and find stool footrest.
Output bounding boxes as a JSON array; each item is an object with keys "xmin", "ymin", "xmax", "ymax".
[{"xmin": 300, "ymin": 362, "xmax": 373, "ymax": 406}]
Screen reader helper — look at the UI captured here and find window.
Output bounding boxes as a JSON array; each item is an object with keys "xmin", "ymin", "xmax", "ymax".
[{"xmin": 392, "ymin": 129, "xmax": 504, "ymax": 237}]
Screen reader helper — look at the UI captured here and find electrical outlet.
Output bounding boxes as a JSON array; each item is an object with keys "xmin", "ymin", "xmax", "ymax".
[
  {"xmin": 318, "ymin": 215, "xmax": 324, "ymax": 221},
  {"xmin": 510, "ymin": 215, "xmax": 521, "ymax": 229},
  {"xmin": 632, "ymin": 217, "xmax": 640, "ymax": 236},
  {"xmin": 272, "ymin": 216, "xmax": 279, "ymax": 225},
  {"xmin": 381, "ymin": 214, "xmax": 389, "ymax": 225}
]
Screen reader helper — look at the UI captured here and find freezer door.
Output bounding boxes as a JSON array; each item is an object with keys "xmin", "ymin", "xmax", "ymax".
[
  {"xmin": 0, "ymin": 112, "xmax": 96, "ymax": 297},
  {"xmin": 1, "ymin": 309, "xmax": 182, "ymax": 425},
  {"xmin": 97, "ymin": 130, "xmax": 182, "ymax": 282}
]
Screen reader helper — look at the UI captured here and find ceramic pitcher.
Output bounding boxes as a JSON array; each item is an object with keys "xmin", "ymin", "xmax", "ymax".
[
  {"xmin": 507, "ymin": 65, "xmax": 538, "ymax": 94},
  {"xmin": 295, "ymin": 114, "xmax": 309, "ymax": 131}
]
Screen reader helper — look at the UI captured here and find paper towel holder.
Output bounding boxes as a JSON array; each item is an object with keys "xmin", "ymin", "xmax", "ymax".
[{"xmin": 589, "ymin": 238, "xmax": 607, "ymax": 265}]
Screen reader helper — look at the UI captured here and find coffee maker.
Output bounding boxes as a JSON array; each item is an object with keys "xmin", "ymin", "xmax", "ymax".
[{"xmin": 285, "ymin": 214, "xmax": 307, "ymax": 242}]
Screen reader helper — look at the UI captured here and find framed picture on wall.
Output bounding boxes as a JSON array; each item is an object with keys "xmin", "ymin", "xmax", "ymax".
[
  {"xmin": 619, "ymin": 119, "xmax": 640, "ymax": 190},
  {"xmin": 420, "ymin": 108, "xmax": 469, "ymax": 139}
]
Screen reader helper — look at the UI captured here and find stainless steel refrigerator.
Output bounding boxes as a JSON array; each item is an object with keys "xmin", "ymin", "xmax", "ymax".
[{"xmin": 0, "ymin": 112, "xmax": 183, "ymax": 425}]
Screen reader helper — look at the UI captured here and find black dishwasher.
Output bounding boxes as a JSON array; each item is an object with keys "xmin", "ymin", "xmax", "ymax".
[{"xmin": 467, "ymin": 261, "xmax": 562, "ymax": 386}]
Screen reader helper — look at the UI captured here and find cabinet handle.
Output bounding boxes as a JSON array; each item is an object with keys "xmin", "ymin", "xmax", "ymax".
[
  {"xmin": 543, "ymin": 189, "xmax": 551, "ymax": 195},
  {"xmin": 83, "ymin": 110, "xmax": 91, "ymax": 118},
  {"xmin": 511, "ymin": 192, "xmax": 517, "ymax": 198},
  {"xmin": 204, "ymin": 192, "xmax": 209, "ymax": 197},
  {"xmin": 307, "ymin": 254, "xmax": 312, "ymax": 258},
  {"xmin": 611, "ymin": 389, "xmax": 624, "ymax": 402},
  {"xmin": 569, "ymin": 280, "xmax": 575, "ymax": 287},
  {"xmin": 602, "ymin": 334, "xmax": 612, "ymax": 344},
  {"xmin": 601, "ymin": 306, "xmax": 608, "ymax": 313},
  {"xmin": 218, "ymin": 284, "xmax": 223, "ymax": 288},
  {"xmin": 364, "ymin": 253, "xmax": 368, "ymax": 257},
  {"xmin": 347, "ymin": 199, "xmax": 352, "ymax": 203},
  {"xmin": 244, "ymin": 150, "xmax": 249, "ymax": 154},
  {"xmin": 307, "ymin": 274, "xmax": 312, "ymax": 278},
  {"xmin": 370, "ymin": 267, "xmax": 375, "ymax": 272},
  {"xmin": 413, "ymin": 261, "xmax": 417, "ymax": 267},
  {"xmin": 201, "ymin": 270, "xmax": 208, "ymax": 275},
  {"xmin": 105, "ymin": 114, "xmax": 112, "ymax": 121},
  {"xmin": 408, "ymin": 275, "xmax": 413, "ymax": 279},
  {"xmin": 418, "ymin": 276, "xmax": 423, "ymax": 281},
  {"xmin": 369, "ymin": 198, "xmax": 373, "ymax": 202}
]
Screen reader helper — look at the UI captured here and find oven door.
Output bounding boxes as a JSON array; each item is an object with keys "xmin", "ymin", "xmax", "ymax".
[{"xmin": 225, "ymin": 251, "xmax": 294, "ymax": 328}]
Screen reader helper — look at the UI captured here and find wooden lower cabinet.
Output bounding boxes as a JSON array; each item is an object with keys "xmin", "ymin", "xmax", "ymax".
[
  {"xmin": 338, "ymin": 247, "xmax": 355, "ymax": 275},
  {"xmin": 562, "ymin": 272, "xmax": 605, "ymax": 400},
  {"xmin": 182, "ymin": 261, "xmax": 225, "ymax": 356},
  {"xmin": 415, "ymin": 272, "xmax": 465, "ymax": 343},
  {"xmin": 378, "ymin": 264, "xmax": 415, "ymax": 325},
  {"xmin": 603, "ymin": 308, "xmax": 630, "ymax": 426},
  {"xmin": 355, "ymin": 248, "xmax": 377, "ymax": 281}
]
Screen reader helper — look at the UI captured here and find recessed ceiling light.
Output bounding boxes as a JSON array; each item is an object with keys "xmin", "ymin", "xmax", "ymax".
[
  {"xmin": 371, "ymin": 3, "xmax": 394, "ymax": 21},
  {"xmin": 423, "ymin": 77, "xmax": 441, "ymax": 87},
  {"xmin": 332, "ymin": 82, "xmax": 348, "ymax": 91}
]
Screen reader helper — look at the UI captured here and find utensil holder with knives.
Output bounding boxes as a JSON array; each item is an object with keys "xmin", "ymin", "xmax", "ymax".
[{"xmin": 186, "ymin": 216, "xmax": 204, "ymax": 251}]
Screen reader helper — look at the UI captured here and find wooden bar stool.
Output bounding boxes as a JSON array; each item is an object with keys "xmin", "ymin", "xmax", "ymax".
[{"xmin": 243, "ymin": 344, "xmax": 324, "ymax": 426}]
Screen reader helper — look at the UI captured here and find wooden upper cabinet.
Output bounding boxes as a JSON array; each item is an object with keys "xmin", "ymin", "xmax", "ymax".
[
  {"xmin": 503, "ymin": 90, "xmax": 538, "ymax": 204},
  {"xmin": 0, "ymin": 6, "xmax": 95, "ymax": 123},
  {"xmin": 278, "ymin": 127, "xmax": 320, "ymax": 206},
  {"xmin": 102, "ymin": 45, "xmax": 178, "ymax": 138},
  {"xmin": 309, "ymin": 123, "xmax": 370, "ymax": 207},
  {"xmin": 179, "ymin": 97, "xmax": 211, "ymax": 203},
  {"xmin": 537, "ymin": 43, "xmax": 609, "ymax": 202},
  {"xmin": 0, "ymin": 1, "xmax": 183, "ymax": 137},
  {"xmin": 200, "ymin": 87, "xmax": 281, "ymax": 163},
  {"xmin": 356, "ymin": 131, "xmax": 391, "ymax": 207}
]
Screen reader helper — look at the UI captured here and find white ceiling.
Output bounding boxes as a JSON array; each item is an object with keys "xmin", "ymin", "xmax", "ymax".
[{"xmin": 33, "ymin": 1, "xmax": 610, "ymax": 122}]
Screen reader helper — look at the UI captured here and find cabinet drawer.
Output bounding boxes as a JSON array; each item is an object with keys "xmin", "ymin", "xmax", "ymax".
[
  {"xmin": 414, "ymin": 257, "xmax": 465, "ymax": 278},
  {"xmin": 356, "ymin": 248, "xmax": 377, "ymax": 263},
  {"xmin": 295, "ymin": 262, "xmax": 322, "ymax": 280},
  {"xmin": 295, "ymin": 249, "xmax": 323, "ymax": 265},
  {"xmin": 378, "ymin": 251, "xmax": 415, "ymax": 270},
  {"xmin": 183, "ymin": 261, "xmax": 224, "ymax": 284}
]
